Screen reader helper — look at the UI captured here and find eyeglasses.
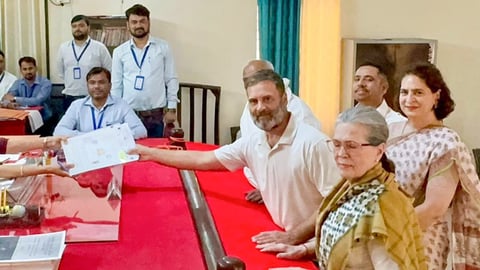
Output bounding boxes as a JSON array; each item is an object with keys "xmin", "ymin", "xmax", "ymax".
[{"xmin": 326, "ymin": 139, "xmax": 372, "ymax": 152}]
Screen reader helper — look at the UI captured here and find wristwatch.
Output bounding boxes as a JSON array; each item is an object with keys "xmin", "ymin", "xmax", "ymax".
[
  {"xmin": 12, "ymin": 97, "xmax": 16, "ymax": 103},
  {"xmin": 166, "ymin": 108, "xmax": 176, "ymax": 113}
]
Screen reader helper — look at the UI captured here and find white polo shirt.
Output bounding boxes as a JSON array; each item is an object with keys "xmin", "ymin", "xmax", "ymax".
[{"xmin": 214, "ymin": 116, "xmax": 340, "ymax": 230}]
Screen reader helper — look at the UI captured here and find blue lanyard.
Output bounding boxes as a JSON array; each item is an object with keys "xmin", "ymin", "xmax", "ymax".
[
  {"xmin": 72, "ymin": 39, "xmax": 91, "ymax": 63},
  {"xmin": 90, "ymin": 107, "xmax": 105, "ymax": 130},
  {"xmin": 130, "ymin": 45, "xmax": 150, "ymax": 71},
  {"xmin": 24, "ymin": 84, "xmax": 35, "ymax": 98}
]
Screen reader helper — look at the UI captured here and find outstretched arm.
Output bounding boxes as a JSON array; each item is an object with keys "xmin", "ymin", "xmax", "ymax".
[
  {"xmin": 130, "ymin": 144, "xmax": 227, "ymax": 171},
  {"xmin": 0, "ymin": 163, "xmax": 71, "ymax": 179},
  {"xmin": 6, "ymin": 136, "xmax": 66, "ymax": 154}
]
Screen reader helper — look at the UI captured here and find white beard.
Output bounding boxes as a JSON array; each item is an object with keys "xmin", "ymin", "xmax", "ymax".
[{"xmin": 252, "ymin": 105, "xmax": 288, "ymax": 131}]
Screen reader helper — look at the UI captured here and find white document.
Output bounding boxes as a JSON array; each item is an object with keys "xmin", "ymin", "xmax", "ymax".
[
  {"xmin": 62, "ymin": 123, "xmax": 139, "ymax": 175},
  {"xmin": 26, "ymin": 110, "xmax": 44, "ymax": 132},
  {"xmin": 0, "ymin": 231, "xmax": 66, "ymax": 269}
]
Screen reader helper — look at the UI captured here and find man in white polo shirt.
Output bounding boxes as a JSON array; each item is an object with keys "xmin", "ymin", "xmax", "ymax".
[
  {"xmin": 130, "ymin": 69, "xmax": 339, "ymax": 234},
  {"xmin": 239, "ymin": 59, "xmax": 322, "ymax": 204}
]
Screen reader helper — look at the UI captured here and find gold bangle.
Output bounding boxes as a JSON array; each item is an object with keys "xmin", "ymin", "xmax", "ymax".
[{"xmin": 20, "ymin": 165, "xmax": 24, "ymax": 177}]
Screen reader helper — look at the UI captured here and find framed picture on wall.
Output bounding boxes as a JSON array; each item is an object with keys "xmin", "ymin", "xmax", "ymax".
[{"xmin": 340, "ymin": 38, "xmax": 437, "ymax": 112}]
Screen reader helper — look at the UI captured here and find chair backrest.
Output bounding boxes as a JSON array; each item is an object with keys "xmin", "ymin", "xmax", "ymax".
[
  {"xmin": 50, "ymin": 83, "xmax": 65, "ymax": 124},
  {"xmin": 178, "ymin": 83, "xmax": 221, "ymax": 145}
]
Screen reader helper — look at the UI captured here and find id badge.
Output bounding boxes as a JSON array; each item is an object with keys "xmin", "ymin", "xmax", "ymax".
[
  {"xmin": 73, "ymin": 67, "xmax": 81, "ymax": 79},
  {"xmin": 134, "ymin": 75, "xmax": 145, "ymax": 90}
]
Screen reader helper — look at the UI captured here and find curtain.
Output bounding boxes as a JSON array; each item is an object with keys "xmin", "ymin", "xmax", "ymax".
[
  {"xmin": 257, "ymin": 0, "xmax": 301, "ymax": 95},
  {"xmin": 0, "ymin": 0, "xmax": 47, "ymax": 77},
  {"xmin": 299, "ymin": 0, "xmax": 340, "ymax": 136}
]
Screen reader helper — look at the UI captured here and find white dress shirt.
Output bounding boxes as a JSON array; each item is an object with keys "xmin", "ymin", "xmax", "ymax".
[
  {"xmin": 111, "ymin": 36, "xmax": 179, "ymax": 111},
  {"xmin": 0, "ymin": 71, "xmax": 17, "ymax": 97},
  {"xmin": 56, "ymin": 37, "xmax": 112, "ymax": 96},
  {"xmin": 376, "ymin": 99, "xmax": 407, "ymax": 126}
]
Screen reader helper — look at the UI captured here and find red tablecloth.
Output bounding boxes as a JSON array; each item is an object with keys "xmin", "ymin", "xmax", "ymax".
[
  {"xmin": 186, "ymin": 142, "xmax": 316, "ymax": 270},
  {"xmin": 59, "ymin": 139, "xmax": 316, "ymax": 269},
  {"xmin": 59, "ymin": 159, "xmax": 205, "ymax": 269}
]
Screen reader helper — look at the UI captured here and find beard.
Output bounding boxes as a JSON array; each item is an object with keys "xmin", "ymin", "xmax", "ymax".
[
  {"xmin": 130, "ymin": 28, "xmax": 149, "ymax": 38},
  {"xmin": 251, "ymin": 105, "xmax": 288, "ymax": 132},
  {"xmin": 24, "ymin": 73, "xmax": 35, "ymax": 81},
  {"xmin": 73, "ymin": 32, "xmax": 87, "ymax": 41}
]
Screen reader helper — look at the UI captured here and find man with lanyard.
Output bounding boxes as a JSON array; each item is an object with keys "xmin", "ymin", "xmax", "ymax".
[
  {"xmin": 2, "ymin": 56, "xmax": 52, "ymax": 123},
  {"xmin": 0, "ymin": 50, "xmax": 17, "ymax": 99},
  {"xmin": 56, "ymin": 15, "xmax": 112, "ymax": 112},
  {"xmin": 54, "ymin": 67, "xmax": 146, "ymax": 139},
  {"xmin": 111, "ymin": 4, "xmax": 179, "ymax": 138}
]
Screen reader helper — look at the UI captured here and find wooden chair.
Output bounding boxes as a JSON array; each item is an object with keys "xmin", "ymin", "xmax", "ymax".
[{"xmin": 178, "ymin": 83, "xmax": 221, "ymax": 145}]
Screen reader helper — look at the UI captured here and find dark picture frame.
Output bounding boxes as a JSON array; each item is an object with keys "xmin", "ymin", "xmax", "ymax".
[{"xmin": 341, "ymin": 38, "xmax": 437, "ymax": 111}]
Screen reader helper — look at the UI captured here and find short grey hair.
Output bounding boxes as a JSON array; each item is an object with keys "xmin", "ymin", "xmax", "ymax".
[
  {"xmin": 336, "ymin": 105, "xmax": 388, "ymax": 146},
  {"xmin": 243, "ymin": 69, "xmax": 285, "ymax": 94}
]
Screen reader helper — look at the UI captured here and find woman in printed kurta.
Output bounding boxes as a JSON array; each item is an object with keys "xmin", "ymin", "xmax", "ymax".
[
  {"xmin": 257, "ymin": 106, "xmax": 426, "ymax": 270},
  {"xmin": 387, "ymin": 62, "xmax": 480, "ymax": 269}
]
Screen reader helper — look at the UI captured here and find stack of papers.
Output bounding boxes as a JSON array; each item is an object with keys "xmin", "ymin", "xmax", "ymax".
[{"xmin": 0, "ymin": 231, "xmax": 66, "ymax": 270}]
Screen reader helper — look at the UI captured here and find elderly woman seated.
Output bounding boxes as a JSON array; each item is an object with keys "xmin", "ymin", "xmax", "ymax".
[
  {"xmin": 0, "ymin": 136, "xmax": 70, "ymax": 178},
  {"xmin": 258, "ymin": 106, "xmax": 426, "ymax": 270}
]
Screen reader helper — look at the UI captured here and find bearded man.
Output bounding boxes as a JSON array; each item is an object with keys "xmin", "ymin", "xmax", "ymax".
[
  {"xmin": 111, "ymin": 4, "xmax": 179, "ymax": 138},
  {"xmin": 56, "ymin": 14, "xmax": 112, "ymax": 111},
  {"xmin": 2, "ymin": 56, "xmax": 52, "ymax": 124},
  {"xmin": 130, "ymin": 69, "xmax": 340, "ymax": 235}
]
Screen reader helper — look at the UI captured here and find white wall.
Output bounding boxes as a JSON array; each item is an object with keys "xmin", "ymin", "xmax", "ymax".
[
  {"xmin": 47, "ymin": 0, "xmax": 257, "ymax": 145},
  {"xmin": 341, "ymin": 0, "xmax": 480, "ymax": 148}
]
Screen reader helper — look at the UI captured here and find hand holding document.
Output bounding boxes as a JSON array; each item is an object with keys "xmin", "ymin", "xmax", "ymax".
[{"xmin": 62, "ymin": 123, "xmax": 139, "ymax": 175}]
